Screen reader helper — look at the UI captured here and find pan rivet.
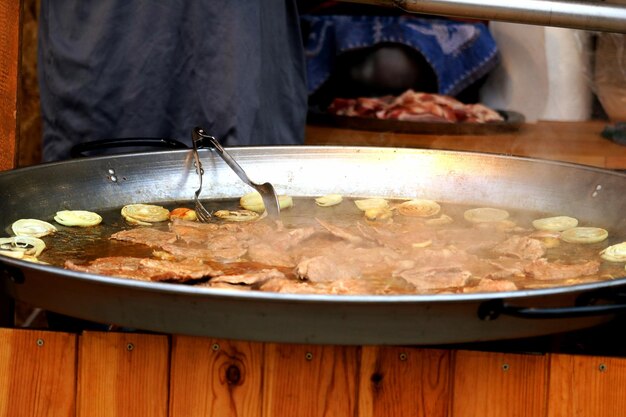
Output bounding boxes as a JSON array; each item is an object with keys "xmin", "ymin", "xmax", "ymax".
[
  {"xmin": 108, "ymin": 169, "xmax": 115, "ymax": 175},
  {"xmin": 211, "ymin": 343, "xmax": 220, "ymax": 352},
  {"xmin": 599, "ymin": 363, "xmax": 607, "ymax": 372},
  {"xmin": 399, "ymin": 353, "xmax": 408, "ymax": 361},
  {"xmin": 305, "ymin": 352, "xmax": 314, "ymax": 361},
  {"xmin": 36, "ymin": 338, "xmax": 44, "ymax": 347},
  {"xmin": 502, "ymin": 363, "xmax": 510, "ymax": 372},
  {"xmin": 126, "ymin": 343, "xmax": 134, "ymax": 351},
  {"xmin": 110, "ymin": 175, "xmax": 118, "ymax": 182},
  {"xmin": 592, "ymin": 184, "xmax": 603, "ymax": 197}
]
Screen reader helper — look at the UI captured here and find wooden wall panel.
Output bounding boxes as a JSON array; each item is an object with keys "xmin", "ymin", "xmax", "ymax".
[
  {"xmin": 76, "ymin": 331, "xmax": 169, "ymax": 417},
  {"xmin": 169, "ymin": 336, "xmax": 264, "ymax": 417},
  {"xmin": 0, "ymin": 0, "xmax": 20, "ymax": 171},
  {"xmin": 0, "ymin": 328, "xmax": 76, "ymax": 417},
  {"xmin": 5, "ymin": 328, "xmax": 626, "ymax": 416},
  {"xmin": 452, "ymin": 350, "xmax": 548, "ymax": 417},
  {"xmin": 358, "ymin": 347, "xmax": 451, "ymax": 417},
  {"xmin": 547, "ymin": 353, "xmax": 626, "ymax": 417},
  {"xmin": 263, "ymin": 343, "xmax": 359, "ymax": 417}
]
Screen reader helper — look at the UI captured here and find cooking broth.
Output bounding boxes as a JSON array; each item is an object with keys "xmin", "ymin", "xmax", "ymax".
[{"xmin": 19, "ymin": 197, "xmax": 626, "ymax": 294}]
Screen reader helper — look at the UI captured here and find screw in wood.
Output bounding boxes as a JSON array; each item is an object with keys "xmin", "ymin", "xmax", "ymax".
[
  {"xmin": 502, "ymin": 363, "xmax": 510, "ymax": 372},
  {"xmin": 399, "ymin": 353, "xmax": 408, "ymax": 361},
  {"xmin": 599, "ymin": 363, "xmax": 607, "ymax": 372},
  {"xmin": 36, "ymin": 338, "xmax": 44, "ymax": 347},
  {"xmin": 305, "ymin": 352, "xmax": 314, "ymax": 361},
  {"xmin": 126, "ymin": 343, "xmax": 134, "ymax": 351},
  {"xmin": 212, "ymin": 343, "xmax": 220, "ymax": 352}
]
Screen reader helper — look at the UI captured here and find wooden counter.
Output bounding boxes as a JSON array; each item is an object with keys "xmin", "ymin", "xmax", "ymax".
[{"xmin": 305, "ymin": 120, "xmax": 626, "ymax": 170}]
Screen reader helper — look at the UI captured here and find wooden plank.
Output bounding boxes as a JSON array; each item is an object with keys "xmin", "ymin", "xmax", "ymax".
[
  {"xmin": 0, "ymin": 0, "xmax": 21, "ymax": 171},
  {"xmin": 76, "ymin": 331, "xmax": 169, "ymax": 417},
  {"xmin": 304, "ymin": 121, "xmax": 624, "ymax": 169},
  {"xmin": 451, "ymin": 350, "xmax": 548, "ymax": 417},
  {"xmin": 169, "ymin": 336, "xmax": 264, "ymax": 417},
  {"xmin": 358, "ymin": 346, "xmax": 450, "ymax": 417},
  {"xmin": 263, "ymin": 343, "xmax": 359, "ymax": 417},
  {"xmin": 0, "ymin": 328, "xmax": 76, "ymax": 417},
  {"xmin": 547, "ymin": 353, "xmax": 626, "ymax": 417}
]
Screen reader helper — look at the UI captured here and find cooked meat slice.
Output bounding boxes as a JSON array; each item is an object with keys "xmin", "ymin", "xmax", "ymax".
[
  {"xmin": 464, "ymin": 278, "xmax": 518, "ymax": 293},
  {"xmin": 161, "ymin": 240, "xmax": 247, "ymax": 262},
  {"xmin": 437, "ymin": 227, "xmax": 506, "ymax": 253},
  {"xmin": 111, "ymin": 228, "xmax": 177, "ymax": 248},
  {"xmin": 356, "ymin": 222, "xmax": 436, "ymax": 252},
  {"xmin": 486, "ymin": 257, "xmax": 529, "ymax": 279},
  {"xmin": 393, "ymin": 267, "xmax": 471, "ymax": 291},
  {"xmin": 259, "ymin": 276, "xmax": 327, "ymax": 294},
  {"xmin": 247, "ymin": 243, "xmax": 294, "ymax": 267},
  {"xmin": 524, "ymin": 259, "xmax": 600, "ymax": 280},
  {"xmin": 409, "ymin": 247, "xmax": 474, "ymax": 270},
  {"xmin": 492, "ymin": 235, "xmax": 545, "ymax": 260},
  {"xmin": 65, "ymin": 257, "xmax": 150, "ymax": 281},
  {"xmin": 244, "ymin": 222, "xmax": 316, "ymax": 250},
  {"xmin": 295, "ymin": 244, "xmax": 402, "ymax": 283},
  {"xmin": 170, "ymin": 219, "xmax": 252, "ymax": 245},
  {"xmin": 296, "ymin": 256, "xmax": 361, "ymax": 282},
  {"xmin": 65, "ymin": 257, "xmax": 222, "ymax": 282},
  {"xmin": 316, "ymin": 219, "xmax": 364, "ymax": 245},
  {"xmin": 138, "ymin": 258, "xmax": 223, "ymax": 281},
  {"xmin": 209, "ymin": 268, "xmax": 285, "ymax": 286},
  {"xmin": 204, "ymin": 282, "xmax": 253, "ymax": 291}
]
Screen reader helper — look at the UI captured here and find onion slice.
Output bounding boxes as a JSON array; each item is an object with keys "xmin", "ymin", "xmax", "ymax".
[
  {"xmin": 214, "ymin": 209, "xmax": 260, "ymax": 222},
  {"xmin": 0, "ymin": 236, "xmax": 46, "ymax": 257},
  {"xmin": 561, "ymin": 227, "xmax": 608, "ymax": 244},
  {"xmin": 54, "ymin": 210, "xmax": 102, "ymax": 227},
  {"xmin": 532, "ymin": 216, "xmax": 578, "ymax": 232},
  {"xmin": 121, "ymin": 204, "xmax": 170, "ymax": 225},
  {"xmin": 11, "ymin": 219, "xmax": 57, "ymax": 237},
  {"xmin": 315, "ymin": 194, "xmax": 343, "ymax": 207},
  {"xmin": 464, "ymin": 207, "xmax": 510, "ymax": 223},
  {"xmin": 354, "ymin": 198, "xmax": 388, "ymax": 211},
  {"xmin": 240, "ymin": 192, "xmax": 293, "ymax": 213},
  {"xmin": 396, "ymin": 199, "xmax": 441, "ymax": 217},
  {"xmin": 600, "ymin": 242, "xmax": 626, "ymax": 262}
]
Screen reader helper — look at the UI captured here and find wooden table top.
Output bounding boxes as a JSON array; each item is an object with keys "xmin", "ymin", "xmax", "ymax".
[{"xmin": 305, "ymin": 120, "xmax": 626, "ymax": 170}]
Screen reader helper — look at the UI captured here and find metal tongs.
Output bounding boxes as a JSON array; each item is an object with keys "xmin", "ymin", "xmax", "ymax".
[{"xmin": 191, "ymin": 127, "xmax": 280, "ymax": 222}]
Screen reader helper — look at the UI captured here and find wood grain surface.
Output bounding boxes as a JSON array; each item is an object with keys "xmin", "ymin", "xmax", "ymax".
[
  {"xmin": 305, "ymin": 121, "xmax": 626, "ymax": 169},
  {"xmin": 5, "ymin": 330, "xmax": 626, "ymax": 416},
  {"xmin": 452, "ymin": 350, "xmax": 548, "ymax": 417},
  {"xmin": 76, "ymin": 331, "xmax": 169, "ymax": 417},
  {"xmin": 263, "ymin": 342, "xmax": 359, "ymax": 417},
  {"xmin": 359, "ymin": 346, "xmax": 451, "ymax": 417},
  {"xmin": 0, "ymin": 328, "xmax": 76, "ymax": 417},
  {"xmin": 0, "ymin": 0, "xmax": 20, "ymax": 171},
  {"xmin": 169, "ymin": 336, "xmax": 264, "ymax": 417},
  {"xmin": 547, "ymin": 353, "xmax": 626, "ymax": 417}
]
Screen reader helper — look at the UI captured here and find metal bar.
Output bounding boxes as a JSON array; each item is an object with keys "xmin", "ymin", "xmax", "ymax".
[{"xmin": 339, "ymin": 0, "xmax": 626, "ymax": 33}]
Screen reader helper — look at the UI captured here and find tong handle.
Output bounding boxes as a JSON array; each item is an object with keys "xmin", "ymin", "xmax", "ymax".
[
  {"xmin": 192, "ymin": 127, "xmax": 280, "ymax": 218},
  {"xmin": 193, "ymin": 128, "xmax": 253, "ymax": 185}
]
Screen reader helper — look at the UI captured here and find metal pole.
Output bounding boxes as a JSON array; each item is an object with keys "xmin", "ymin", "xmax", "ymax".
[{"xmin": 340, "ymin": 0, "xmax": 626, "ymax": 33}]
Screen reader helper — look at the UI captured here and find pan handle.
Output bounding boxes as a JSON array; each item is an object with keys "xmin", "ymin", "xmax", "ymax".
[
  {"xmin": 70, "ymin": 137, "xmax": 189, "ymax": 158},
  {"xmin": 478, "ymin": 290, "xmax": 626, "ymax": 320}
]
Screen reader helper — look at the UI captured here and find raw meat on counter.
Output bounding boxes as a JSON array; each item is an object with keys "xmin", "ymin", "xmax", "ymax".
[{"xmin": 327, "ymin": 90, "xmax": 504, "ymax": 123}]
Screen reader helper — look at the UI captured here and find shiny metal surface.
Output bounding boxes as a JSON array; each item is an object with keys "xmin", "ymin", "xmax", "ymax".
[
  {"xmin": 342, "ymin": 0, "xmax": 626, "ymax": 33},
  {"xmin": 2, "ymin": 147, "xmax": 626, "ymax": 344}
]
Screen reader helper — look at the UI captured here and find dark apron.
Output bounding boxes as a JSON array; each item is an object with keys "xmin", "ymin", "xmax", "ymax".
[{"xmin": 39, "ymin": 0, "xmax": 307, "ymax": 161}]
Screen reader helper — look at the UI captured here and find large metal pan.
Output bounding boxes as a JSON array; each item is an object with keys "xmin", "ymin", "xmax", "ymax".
[{"xmin": 2, "ymin": 146, "xmax": 626, "ymax": 345}]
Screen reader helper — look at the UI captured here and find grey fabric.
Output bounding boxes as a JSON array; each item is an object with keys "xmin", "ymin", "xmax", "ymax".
[{"xmin": 38, "ymin": 1, "xmax": 307, "ymax": 161}]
